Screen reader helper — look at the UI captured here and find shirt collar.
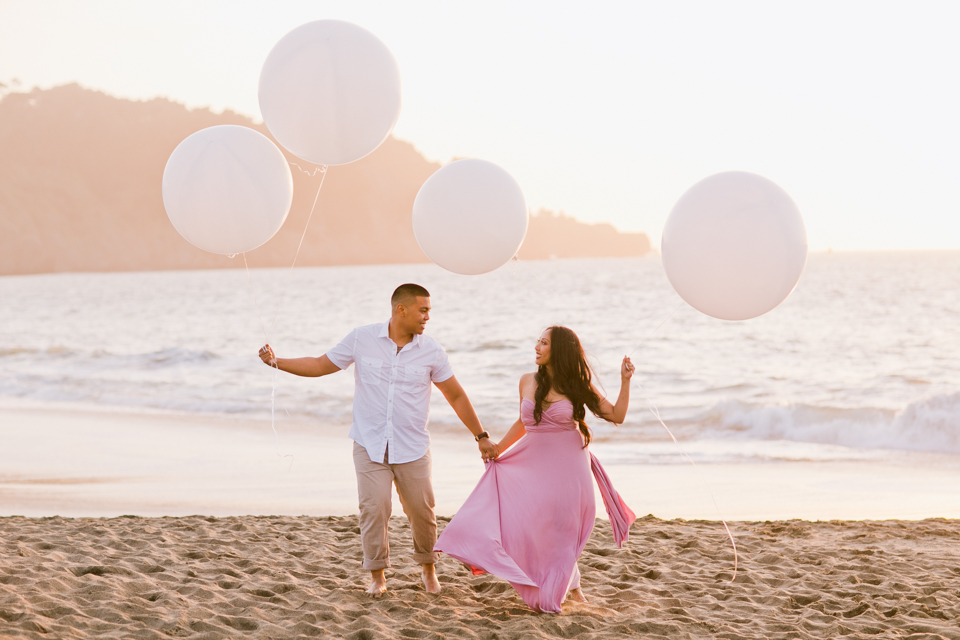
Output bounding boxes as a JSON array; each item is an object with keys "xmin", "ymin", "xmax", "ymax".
[{"xmin": 381, "ymin": 320, "xmax": 422, "ymax": 349}]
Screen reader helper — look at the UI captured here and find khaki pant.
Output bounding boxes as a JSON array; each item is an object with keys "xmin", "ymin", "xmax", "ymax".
[{"xmin": 353, "ymin": 441, "xmax": 438, "ymax": 570}]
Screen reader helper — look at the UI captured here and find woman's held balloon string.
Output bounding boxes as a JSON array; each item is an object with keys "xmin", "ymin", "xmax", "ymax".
[
  {"xmin": 642, "ymin": 395, "xmax": 739, "ymax": 581},
  {"xmin": 510, "ymin": 257, "xmax": 740, "ymax": 576},
  {"xmin": 627, "ymin": 301, "xmax": 684, "ymax": 358},
  {"xmin": 619, "ymin": 301, "xmax": 741, "ymax": 580},
  {"xmin": 629, "ymin": 170, "xmax": 810, "ymax": 582},
  {"xmin": 599, "ymin": 299, "xmax": 740, "ymax": 581}
]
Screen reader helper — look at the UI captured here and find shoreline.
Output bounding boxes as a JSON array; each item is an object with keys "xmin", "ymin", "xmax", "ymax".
[
  {"xmin": 1, "ymin": 514, "xmax": 958, "ymax": 639},
  {"xmin": 2, "ymin": 405, "xmax": 960, "ymax": 521}
]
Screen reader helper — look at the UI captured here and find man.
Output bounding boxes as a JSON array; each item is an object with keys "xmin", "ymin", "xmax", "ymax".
[{"xmin": 258, "ymin": 283, "xmax": 497, "ymax": 596}]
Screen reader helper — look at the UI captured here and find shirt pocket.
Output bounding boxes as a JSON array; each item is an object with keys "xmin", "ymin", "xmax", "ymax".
[
  {"xmin": 404, "ymin": 365, "xmax": 430, "ymax": 390},
  {"xmin": 360, "ymin": 356, "xmax": 384, "ymax": 386}
]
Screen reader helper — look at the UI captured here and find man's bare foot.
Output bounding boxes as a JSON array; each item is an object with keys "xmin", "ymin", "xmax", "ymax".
[
  {"xmin": 421, "ymin": 563, "xmax": 441, "ymax": 594},
  {"xmin": 366, "ymin": 569, "xmax": 387, "ymax": 597},
  {"xmin": 568, "ymin": 587, "xmax": 588, "ymax": 603}
]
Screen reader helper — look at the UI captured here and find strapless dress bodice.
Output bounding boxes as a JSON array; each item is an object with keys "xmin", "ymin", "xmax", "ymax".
[{"xmin": 520, "ymin": 398, "xmax": 577, "ymax": 432}]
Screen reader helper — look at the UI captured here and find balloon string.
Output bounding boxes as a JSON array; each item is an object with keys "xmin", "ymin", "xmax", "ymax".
[
  {"xmin": 269, "ymin": 164, "xmax": 328, "ymax": 334},
  {"xmin": 271, "ymin": 365, "xmax": 295, "ymax": 472},
  {"xmin": 242, "ymin": 163, "xmax": 327, "ymax": 471},
  {"xmin": 628, "ymin": 301, "xmax": 685, "ymax": 357},
  {"xmin": 242, "ymin": 252, "xmax": 293, "ymax": 469},
  {"xmin": 263, "ymin": 165, "xmax": 327, "ymax": 472},
  {"xmin": 513, "ymin": 255, "xmax": 737, "ymax": 578},
  {"xmin": 641, "ymin": 393, "xmax": 738, "ymax": 582},
  {"xmin": 243, "ymin": 252, "xmax": 269, "ymax": 344},
  {"xmin": 288, "ymin": 161, "xmax": 327, "ymax": 177}
]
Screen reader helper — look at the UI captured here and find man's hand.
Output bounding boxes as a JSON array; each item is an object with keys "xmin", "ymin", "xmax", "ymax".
[
  {"xmin": 258, "ymin": 344, "xmax": 277, "ymax": 367},
  {"xmin": 479, "ymin": 437, "xmax": 499, "ymax": 461}
]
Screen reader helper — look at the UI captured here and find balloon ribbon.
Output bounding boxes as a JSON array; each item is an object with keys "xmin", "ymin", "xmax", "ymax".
[{"xmin": 242, "ymin": 163, "xmax": 329, "ymax": 471}]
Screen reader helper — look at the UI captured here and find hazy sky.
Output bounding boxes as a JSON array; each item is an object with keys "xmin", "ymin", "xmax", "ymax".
[{"xmin": 2, "ymin": 0, "xmax": 959, "ymax": 250}]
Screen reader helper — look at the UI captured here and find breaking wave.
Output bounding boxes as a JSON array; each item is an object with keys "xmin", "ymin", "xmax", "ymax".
[{"xmin": 697, "ymin": 393, "xmax": 960, "ymax": 454}]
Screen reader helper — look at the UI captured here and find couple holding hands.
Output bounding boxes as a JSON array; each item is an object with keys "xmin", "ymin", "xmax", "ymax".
[{"xmin": 258, "ymin": 283, "xmax": 636, "ymax": 613}]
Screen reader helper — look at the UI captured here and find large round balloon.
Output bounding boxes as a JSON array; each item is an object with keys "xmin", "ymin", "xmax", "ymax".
[
  {"xmin": 413, "ymin": 159, "xmax": 528, "ymax": 275},
  {"xmin": 661, "ymin": 171, "xmax": 807, "ymax": 321},
  {"xmin": 162, "ymin": 125, "xmax": 294, "ymax": 255},
  {"xmin": 259, "ymin": 20, "xmax": 402, "ymax": 166}
]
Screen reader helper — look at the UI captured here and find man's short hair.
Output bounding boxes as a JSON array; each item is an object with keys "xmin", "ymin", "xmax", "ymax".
[{"xmin": 392, "ymin": 283, "xmax": 430, "ymax": 307}]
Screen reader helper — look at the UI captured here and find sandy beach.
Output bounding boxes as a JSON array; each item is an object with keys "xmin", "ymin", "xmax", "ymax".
[
  {"xmin": 3, "ymin": 405, "xmax": 960, "ymax": 639},
  {"xmin": 0, "ymin": 514, "xmax": 957, "ymax": 639}
]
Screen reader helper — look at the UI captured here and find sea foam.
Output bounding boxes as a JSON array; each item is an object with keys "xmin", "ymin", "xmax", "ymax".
[{"xmin": 699, "ymin": 392, "xmax": 960, "ymax": 454}]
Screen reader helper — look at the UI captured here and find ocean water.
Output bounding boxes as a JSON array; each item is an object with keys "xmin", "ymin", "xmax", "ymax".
[{"xmin": 2, "ymin": 252, "xmax": 960, "ymax": 471}]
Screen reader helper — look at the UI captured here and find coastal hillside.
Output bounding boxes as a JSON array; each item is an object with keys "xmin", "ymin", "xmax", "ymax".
[{"xmin": 0, "ymin": 84, "xmax": 652, "ymax": 275}]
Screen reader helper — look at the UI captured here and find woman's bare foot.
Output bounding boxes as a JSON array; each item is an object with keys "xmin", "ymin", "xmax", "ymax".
[
  {"xmin": 421, "ymin": 563, "xmax": 441, "ymax": 593},
  {"xmin": 366, "ymin": 569, "xmax": 387, "ymax": 597},
  {"xmin": 568, "ymin": 587, "xmax": 588, "ymax": 603}
]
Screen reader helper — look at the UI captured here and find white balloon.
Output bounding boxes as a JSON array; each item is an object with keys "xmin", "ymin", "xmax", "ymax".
[
  {"xmin": 413, "ymin": 159, "xmax": 528, "ymax": 275},
  {"xmin": 162, "ymin": 125, "xmax": 293, "ymax": 255},
  {"xmin": 661, "ymin": 171, "xmax": 807, "ymax": 321},
  {"xmin": 259, "ymin": 20, "xmax": 402, "ymax": 166}
]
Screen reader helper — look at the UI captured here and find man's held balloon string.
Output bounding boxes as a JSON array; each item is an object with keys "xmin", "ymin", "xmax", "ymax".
[
  {"xmin": 240, "ymin": 163, "xmax": 328, "ymax": 471},
  {"xmin": 242, "ymin": 252, "xmax": 290, "ymax": 469},
  {"xmin": 267, "ymin": 163, "xmax": 328, "ymax": 335},
  {"xmin": 288, "ymin": 161, "xmax": 327, "ymax": 177},
  {"xmin": 242, "ymin": 252, "xmax": 270, "ymax": 345}
]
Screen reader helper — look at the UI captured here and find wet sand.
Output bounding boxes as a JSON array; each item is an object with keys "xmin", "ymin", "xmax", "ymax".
[
  {"xmin": 1, "ymin": 514, "xmax": 958, "ymax": 639},
  {"xmin": 4, "ymin": 407, "xmax": 960, "ymax": 521}
]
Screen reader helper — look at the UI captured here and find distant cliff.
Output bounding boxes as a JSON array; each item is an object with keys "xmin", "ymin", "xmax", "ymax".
[
  {"xmin": 0, "ymin": 84, "xmax": 651, "ymax": 275},
  {"xmin": 522, "ymin": 209, "xmax": 651, "ymax": 260}
]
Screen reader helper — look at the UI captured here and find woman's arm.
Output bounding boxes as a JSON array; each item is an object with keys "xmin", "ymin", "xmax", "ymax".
[
  {"xmin": 496, "ymin": 417, "xmax": 527, "ymax": 453},
  {"xmin": 496, "ymin": 373, "xmax": 534, "ymax": 454},
  {"xmin": 596, "ymin": 356, "xmax": 634, "ymax": 424}
]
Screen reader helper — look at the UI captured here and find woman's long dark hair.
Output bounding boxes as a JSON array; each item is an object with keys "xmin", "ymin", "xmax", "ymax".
[{"xmin": 533, "ymin": 326, "xmax": 608, "ymax": 447}]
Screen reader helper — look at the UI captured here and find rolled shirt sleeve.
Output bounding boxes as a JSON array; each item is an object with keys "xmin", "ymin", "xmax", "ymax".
[{"xmin": 325, "ymin": 328, "xmax": 358, "ymax": 370}]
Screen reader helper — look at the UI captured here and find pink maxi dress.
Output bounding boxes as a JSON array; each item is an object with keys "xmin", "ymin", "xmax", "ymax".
[{"xmin": 434, "ymin": 398, "xmax": 637, "ymax": 613}]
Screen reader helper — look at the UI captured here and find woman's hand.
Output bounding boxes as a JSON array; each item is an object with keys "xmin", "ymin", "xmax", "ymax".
[
  {"xmin": 258, "ymin": 344, "xmax": 277, "ymax": 367},
  {"xmin": 621, "ymin": 356, "xmax": 635, "ymax": 381}
]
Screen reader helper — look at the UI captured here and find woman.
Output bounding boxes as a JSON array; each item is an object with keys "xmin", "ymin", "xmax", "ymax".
[{"xmin": 434, "ymin": 326, "xmax": 637, "ymax": 612}]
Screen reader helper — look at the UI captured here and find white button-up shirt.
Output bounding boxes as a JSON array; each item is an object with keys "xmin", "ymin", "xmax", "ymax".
[{"xmin": 326, "ymin": 321, "xmax": 454, "ymax": 464}]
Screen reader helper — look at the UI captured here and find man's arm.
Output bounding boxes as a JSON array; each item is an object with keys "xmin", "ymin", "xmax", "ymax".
[
  {"xmin": 259, "ymin": 344, "xmax": 341, "ymax": 377},
  {"xmin": 434, "ymin": 376, "xmax": 499, "ymax": 460}
]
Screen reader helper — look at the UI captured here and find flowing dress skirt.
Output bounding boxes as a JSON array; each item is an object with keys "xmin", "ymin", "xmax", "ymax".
[{"xmin": 435, "ymin": 400, "xmax": 635, "ymax": 612}]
